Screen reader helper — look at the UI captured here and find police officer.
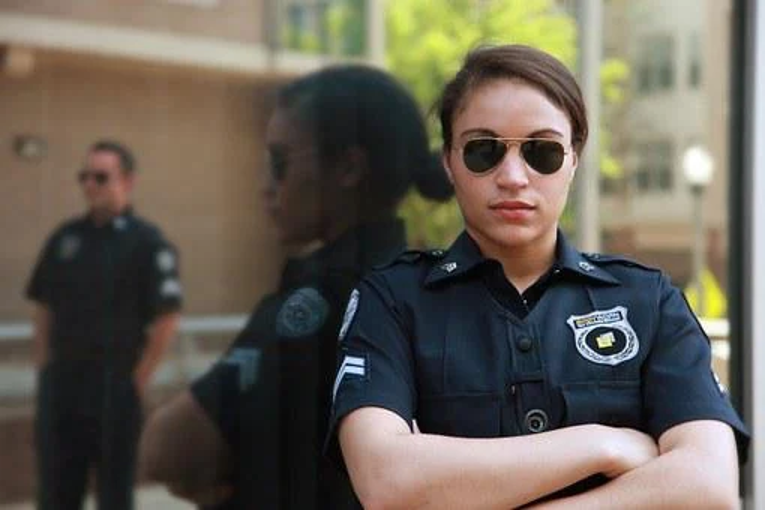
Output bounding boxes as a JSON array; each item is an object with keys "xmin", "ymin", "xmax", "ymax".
[
  {"xmin": 138, "ymin": 65, "xmax": 452, "ymax": 509},
  {"xmin": 27, "ymin": 140, "xmax": 182, "ymax": 510},
  {"xmin": 329, "ymin": 45, "xmax": 749, "ymax": 509}
]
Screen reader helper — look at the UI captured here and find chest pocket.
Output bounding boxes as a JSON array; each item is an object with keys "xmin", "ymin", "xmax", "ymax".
[
  {"xmin": 417, "ymin": 393, "xmax": 502, "ymax": 438},
  {"xmin": 561, "ymin": 380, "xmax": 643, "ymax": 430}
]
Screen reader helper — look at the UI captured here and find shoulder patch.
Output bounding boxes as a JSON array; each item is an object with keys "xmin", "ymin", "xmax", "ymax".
[
  {"xmin": 276, "ymin": 287, "xmax": 330, "ymax": 339},
  {"xmin": 57, "ymin": 234, "xmax": 81, "ymax": 260},
  {"xmin": 337, "ymin": 288, "xmax": 360, "ymax": 342},
  {"xmin": 156, "ymin": 249, "xmax": 176, "ymax": 272},
  {"xmin": 222, "ymin": 347, "xmax": 261, "ymax": 392}
]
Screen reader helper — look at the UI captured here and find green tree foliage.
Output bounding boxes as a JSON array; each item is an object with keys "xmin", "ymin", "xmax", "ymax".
[{"xmin": 386, "ymin": 0, "xmax": 629, "ymax": 248}]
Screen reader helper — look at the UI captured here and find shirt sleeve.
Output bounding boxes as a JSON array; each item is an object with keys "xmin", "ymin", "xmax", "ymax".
[
  {"xmin": 643, "ymin": 274, "xmax": 750, "ymax": 461},
  {"xmin": 189, "ymin": 297, "xmax": 281, "ymax": 447},
  {"xmin": 325, "ymin": 273, "xmax": 417, "ymax": 465},
  {"xmin": 146, "ymin": 237, "xmax": 183, "ymax": 317},
  {"xmin": 25, "ymin": 232, "xmax": 58, "ymax": 305}
]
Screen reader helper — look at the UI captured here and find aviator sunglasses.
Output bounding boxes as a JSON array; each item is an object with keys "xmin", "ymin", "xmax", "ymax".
[
  {"xmin": 77, "ymin": 169, "xmax": 111, "ymax": 186},
  {"xmin": 459, "ymin": 137, "xmax": 570, "ymax": 175}
]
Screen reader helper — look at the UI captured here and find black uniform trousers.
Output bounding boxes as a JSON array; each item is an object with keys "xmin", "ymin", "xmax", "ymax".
[{"xmin": 35, "ymin": 364, "xmax": 141, "ymax": 510}]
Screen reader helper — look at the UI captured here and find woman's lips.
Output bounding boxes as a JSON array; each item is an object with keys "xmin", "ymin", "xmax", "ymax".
[{"xmin": 489, "ymin": 200, "xmax": 535, "ymax": 221}]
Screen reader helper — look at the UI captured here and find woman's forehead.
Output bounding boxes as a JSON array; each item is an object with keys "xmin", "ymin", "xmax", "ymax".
[
  {"xmin": 453, "ymin": 79, "xmax": 572, "ymax": 138},
  {"xmin": 266, "ymin": 107, "xmax": 314, "ymax": 147}
]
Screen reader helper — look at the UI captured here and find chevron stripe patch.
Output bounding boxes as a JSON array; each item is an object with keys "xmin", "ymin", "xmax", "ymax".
[{"xmin": 332, "ymin": 354, "xmax": 367, "ymax": 402}]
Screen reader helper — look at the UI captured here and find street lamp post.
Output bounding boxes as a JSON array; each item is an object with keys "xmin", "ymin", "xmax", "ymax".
[{"xmin": 682, "ymin": 145, "xmax": 715, "ymax": 317}]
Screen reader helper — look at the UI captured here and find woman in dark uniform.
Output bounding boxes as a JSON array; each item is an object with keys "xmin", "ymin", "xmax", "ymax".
[
  {"xmin": 138, "ymin": 65, "xmax": 452, "ymax": 508},
  {"xmin": 330, "ymin": 45, "xmax": 749, "ymax": 509}
]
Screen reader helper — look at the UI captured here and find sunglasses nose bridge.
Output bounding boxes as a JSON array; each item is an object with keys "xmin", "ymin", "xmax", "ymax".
[{"xmin": 494, "ymin": 142, "xmax": 530, "ymax": 185}]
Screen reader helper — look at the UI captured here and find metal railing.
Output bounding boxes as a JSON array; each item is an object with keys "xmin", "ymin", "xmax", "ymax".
[
  {"xmin": 0, "ymin": 316, "xmax": 732, "ymax": 401},
  {"xmin": 0, "ymin": 315, "xmax": 249, "ymax": 402}
]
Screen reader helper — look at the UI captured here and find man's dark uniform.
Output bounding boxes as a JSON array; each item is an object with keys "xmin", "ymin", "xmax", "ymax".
[{"xmin": 27, "ymin": 208, "xmax": 182, "ymax": 510}]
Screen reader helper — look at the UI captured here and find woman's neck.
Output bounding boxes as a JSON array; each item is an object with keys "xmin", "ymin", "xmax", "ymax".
[{"xmin": 470, "ymin": 227, "xmax": 558, "ymax": 293}]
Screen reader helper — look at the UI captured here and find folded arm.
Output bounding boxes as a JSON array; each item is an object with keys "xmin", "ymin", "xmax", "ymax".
[
  {"xmin": 138, "ymin": 390, "xmax": 232, "ymax": 504},
  {"xmin": 339, "ymin": 407, "xmax": 658, "ymax": 510},
  {"xmin": 527, "ymin": 420, "xmax": 739, "ymax": 510}
]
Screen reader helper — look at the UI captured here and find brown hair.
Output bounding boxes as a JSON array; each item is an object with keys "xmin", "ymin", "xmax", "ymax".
[{"xmin": 436, "ymin": 44, "xmax": 588, "ymax": 156}]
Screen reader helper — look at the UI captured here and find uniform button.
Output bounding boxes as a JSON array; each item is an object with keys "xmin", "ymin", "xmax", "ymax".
[
  {"xmin": 524, "ymin": 409, "xmax": 549, "ymax": 433},
  {"xmin": 517, "ymin": 336, "xmax": 533, "ymax": 352}
]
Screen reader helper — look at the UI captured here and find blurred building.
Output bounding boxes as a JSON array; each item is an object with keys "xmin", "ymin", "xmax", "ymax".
[
  {"xmin": 0, "ymin": 0, "xmax": 384, "ymax": 322},
  {"xmin": 599, "ymin": 0, "xmax": 731, "ymax": 290}
]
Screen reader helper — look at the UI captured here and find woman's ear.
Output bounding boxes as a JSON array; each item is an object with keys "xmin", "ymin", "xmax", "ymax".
[
  {"xmin": 569, "ymin": 151, "xmax": 578, "ymax": 181},
  {"xmin": 338, "ymin": 147, "xmax": 367, "ymax": 188},
  {"xmin": 442, "ymin": 150, "xmax": 454, "ymax": 184}
]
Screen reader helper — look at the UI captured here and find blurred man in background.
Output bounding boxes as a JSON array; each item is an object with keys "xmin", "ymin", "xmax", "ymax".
[{"xmin": 26, "ymin": 140, "xmax": 182, "ymax": 510}]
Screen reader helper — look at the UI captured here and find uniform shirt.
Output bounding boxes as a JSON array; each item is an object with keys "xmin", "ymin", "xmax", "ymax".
[
  {"xmin": 191, "ymin": 218, "xmax": 406, "ymax": 510},
  {"xmin": 328, "ymin": 230, "xmax": 749, "ymax": 498},
  {"xmin": 26, "ymin": 208, "xmax": 183, "ymax": 374}
]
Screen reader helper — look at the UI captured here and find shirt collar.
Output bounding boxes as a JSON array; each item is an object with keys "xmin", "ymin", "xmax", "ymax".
[
  {"xmin": 84, "ymin": 205, "xmax": 134, "ymax": 231},
  {"xmin": 555, "ymin": 233, "xmax": 620, "ymax": 285},
  {"xmin": 281, "ymin": 218, "xmax": 407, "ymax": 288},
  {"xmin": 424, "ymin": 231, "xmax": 489, "ymax": 286},
  {"xmin": 425, "ymin": 230, "xmax": 620, "ymax": 287}
]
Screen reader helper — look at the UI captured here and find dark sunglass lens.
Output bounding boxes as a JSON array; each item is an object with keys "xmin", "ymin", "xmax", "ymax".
[
  {"xmin": 521, "ymin": 140, "xmax": 565, "ymax": 174},
  {"xmin": 267, "ymin": 150, "xmax": 288, "ymax": 182},
  {"xmin": 463, "ymin": 139, "xmax": 507, "ymax": 173},
  {"xmin": 78, "ymin": 170, "xmax": 110, "ymax": 185},
  {"xmin": 270, "ymin": 157, "xmax": 287, "ymax": 182}
]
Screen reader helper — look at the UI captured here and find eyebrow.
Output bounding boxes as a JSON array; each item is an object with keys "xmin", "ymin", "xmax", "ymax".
[{"xmin": 459, "ymin": 127, "xmax": 566, "ymax": 140}]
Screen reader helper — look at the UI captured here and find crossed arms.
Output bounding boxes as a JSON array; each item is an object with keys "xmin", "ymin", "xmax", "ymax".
[{"xmin": 339, "ymin": 407, "xmax": 739, "ymax": 510}]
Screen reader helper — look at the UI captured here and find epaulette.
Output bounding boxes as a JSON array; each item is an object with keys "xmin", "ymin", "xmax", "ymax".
[
  {"xmin": 376, "ymin": 249, "xmax": 447, "ymax": 269},
  {"xmin": 582, "ymin": 252, "xmax": 661, "ymax": 273}
]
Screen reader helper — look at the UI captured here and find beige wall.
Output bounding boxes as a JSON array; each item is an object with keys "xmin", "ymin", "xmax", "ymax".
[
  {"xmin": 0, "ymin": 50, "xmax": 286, "ymax": 321},
  {"xmin": 0, "ymin": 0, "xmax": 266, "ymax": 46}
]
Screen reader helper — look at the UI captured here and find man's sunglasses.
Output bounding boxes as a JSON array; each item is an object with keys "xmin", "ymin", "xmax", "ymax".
[
  {"xmin": 459, "ymin": 137, "xmax": 570, "ymax": 175},
  {"xmin": 78, "ymin": 169, "xmax": 110, "ymax": 185}
]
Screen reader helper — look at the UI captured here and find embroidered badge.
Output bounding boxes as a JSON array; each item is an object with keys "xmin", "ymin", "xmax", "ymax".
[
  {"xmin": 567, "ymin": 306, "xmax": 639, "ymax": 366},
  {"xmin": 159, "ymin": 278, "xmax": 182, "ymax": 297},
  {"xmin": 712, "ymin": 371, "xmax": 727, "ymax": 395},
  {"xmin": 276, "ymin": 287, "xmax": 329, "ymax": 339},
  {"xmin": 156, "ymin": 249, "xmax": 176, "ymax": 272},
  {"xmin": 338, "ymin": 288, "xmax": 360, "ymax": 342},
  {"xmin": 332, "ymin": 353, "xmax": 368, "ymax": 402},
  {"xmin": 58, "ymin": 235, "xmax": 80, "ymax": 260},
  {"xmin": 222, "ymin": 348, "xmax": 261, "ymax": 392}
]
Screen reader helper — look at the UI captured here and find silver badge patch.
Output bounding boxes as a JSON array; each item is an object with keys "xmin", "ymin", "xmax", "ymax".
[
  {"xmin": 58, "ymin": 235, "xmax": 80, "ymax": 260},
  {"xmin": 159, "ymin": 278, "xmax": 182, "ymax": 297},
  {"xmin": 567, "ymin": 306, "xmax": 639, "ymax": 366},
  {"xmin": 156, "ymin": 249, "xmax": 176, "ymax": 272},
  {"xmin": 276, "ymin": 287, "xmax": 330, "ymax": 339},
  {"xmin": 338, "ymin": 289, "xmax": 360, "ymax": 342}
]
